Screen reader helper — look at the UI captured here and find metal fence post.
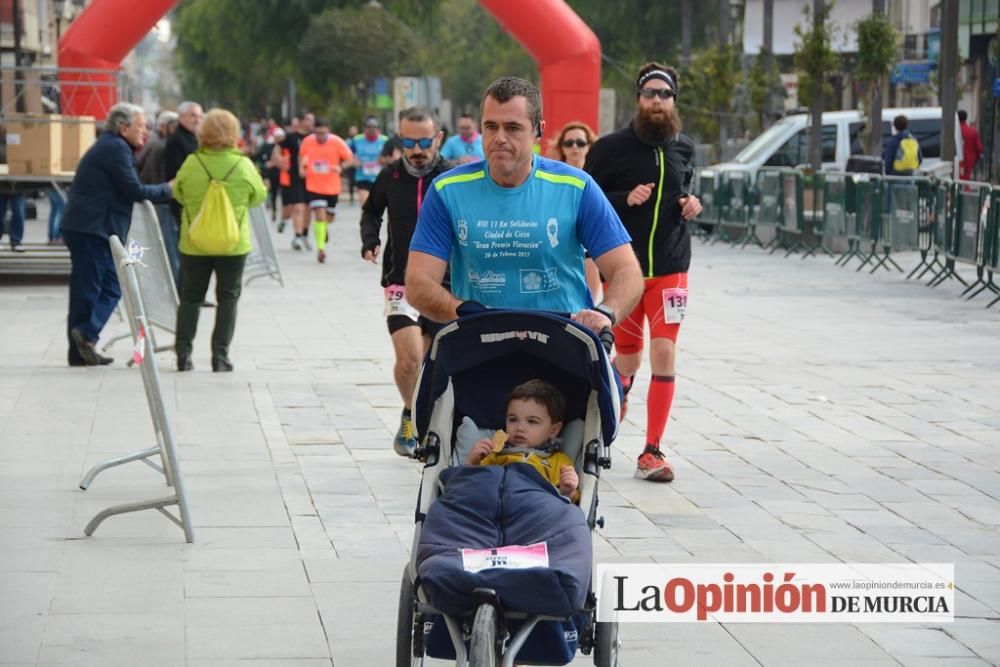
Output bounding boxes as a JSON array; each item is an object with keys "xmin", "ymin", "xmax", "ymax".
[{"xmin": 79, "ymin": 235, "xmax": 194, "ymax": 543}]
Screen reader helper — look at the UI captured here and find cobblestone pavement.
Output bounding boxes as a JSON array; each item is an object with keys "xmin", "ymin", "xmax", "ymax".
[{"xmin": 1, "ymin": 200, "xmax": 998, "ymax": 666}]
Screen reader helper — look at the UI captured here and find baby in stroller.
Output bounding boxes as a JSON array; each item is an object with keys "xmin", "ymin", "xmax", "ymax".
[
  {"xmin": 466, "ymin": 379, "xmax": 579, "ymax": 503},
  {"xmin": 397, "ymin": 310, "xmax": 620, "ymax": 667}
]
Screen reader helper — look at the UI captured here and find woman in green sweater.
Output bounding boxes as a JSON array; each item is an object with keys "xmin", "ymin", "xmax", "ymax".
[{"xmin": 174, "ymin": 109, "xmax": 267, "ymax": 372}]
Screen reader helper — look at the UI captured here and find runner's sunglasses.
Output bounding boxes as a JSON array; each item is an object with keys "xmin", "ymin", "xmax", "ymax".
[
  {"xmin": 401, "ymin": 137, "xmax": 434, "ymax": 149},
  {"xmin": 639, "ymin": 88, "xmax": 675, "ymax": 100},
  {"xmin": 561, "ymin": 139, "xmax": 589, "ymax": 148}
]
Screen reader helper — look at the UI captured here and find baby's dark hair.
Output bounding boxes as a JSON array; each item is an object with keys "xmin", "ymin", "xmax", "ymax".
[{"xmin": 507, "ymin": 379, "xmax": 566, "ymax": 424}]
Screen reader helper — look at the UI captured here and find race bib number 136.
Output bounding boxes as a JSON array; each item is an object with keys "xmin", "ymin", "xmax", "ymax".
[{"xmin": 662, "ymin": 287, "xmax": 688, "ymax": 324}]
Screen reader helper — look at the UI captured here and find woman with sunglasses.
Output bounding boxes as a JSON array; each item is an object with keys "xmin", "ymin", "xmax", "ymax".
[
  {"xmin": 551, "ymin": 121, "xmax": 603, "ymax": 301},
  {"xmin": 552, "ymin": 121, "xmax": 596, "ymax": 169}
]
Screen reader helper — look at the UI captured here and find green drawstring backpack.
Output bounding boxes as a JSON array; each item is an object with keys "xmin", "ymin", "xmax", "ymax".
[{"xmin": 187, "ymin": 153, "xmax": 242, "ymax": 254}]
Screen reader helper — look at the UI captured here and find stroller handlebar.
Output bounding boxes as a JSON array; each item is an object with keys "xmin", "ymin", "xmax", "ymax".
[
  {"xmin": 598, "ymin": 327, "xmax": 615, "ymax": 355},
  {"xmin": 456, "ymin": 302, "xmax": 615, "ymax": 354}
]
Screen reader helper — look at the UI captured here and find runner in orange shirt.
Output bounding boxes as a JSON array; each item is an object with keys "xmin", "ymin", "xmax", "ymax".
[{"xmin": 299, "ymin": 118, "xmax": 356, "ymax": 263}]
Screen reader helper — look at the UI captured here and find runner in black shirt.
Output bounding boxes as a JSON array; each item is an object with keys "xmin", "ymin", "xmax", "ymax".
[{"xmin": 360, "ymin": 106, "xmax": 452, "ymax": 457}]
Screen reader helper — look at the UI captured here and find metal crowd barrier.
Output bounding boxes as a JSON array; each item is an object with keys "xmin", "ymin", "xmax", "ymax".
[
  {"xmin": 691, "ymin": 169, "xmax": 720, "ymax": 240},
  {"xmin": 103, "ymin": 201, "xmax": 178, "ymax": 359},
  {"xmin": 715, "ymin": 171, "xmax": 751, "ymax": 245},
  {"xmin": 693, "ymin": 165, "xmax": 1000, "ymax": 307},
  {"xmin": 948, "ymin": 182, "xmax": 998, "ymax": 301},
  {"xmin": 245, "ymin": 205, "xmax": 285, "ymax": 286},
  {"xmin": 79, "ymin": 235, "xmax": 194, "ymax": 542}
]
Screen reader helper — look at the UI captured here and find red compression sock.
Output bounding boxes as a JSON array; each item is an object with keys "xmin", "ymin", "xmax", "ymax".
[{"xmin": 646, "ymin": 375, "xmax": 676, "ymax": 446}]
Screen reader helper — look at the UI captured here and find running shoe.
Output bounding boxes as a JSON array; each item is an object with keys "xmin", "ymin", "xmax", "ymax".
[
  {"xmin": 393, "ymin": 411, "xmax": 417, "ymax": 457},
  {"xmin": 291, "ymin": 236, "xmax": 302, "ymax": 251},
  {"xmin": 302, "ymin": 236, "xmax": 312, "ymax": 251},
  {"xmin": 277, "ymin": 220, "xmax": 286, "ymax": 233},
  {"xmin": 317, "ymin": 249, "xmax": 326, "ymax": 263},
  {"xmin": 635, "ymin": 445, "xmax": 674, "ymax": 482}
]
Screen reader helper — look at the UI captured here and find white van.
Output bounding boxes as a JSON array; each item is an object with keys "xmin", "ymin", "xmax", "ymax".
[{"xmin": 712, "ymin": 107, "xmax": 962, "ymax": 180}]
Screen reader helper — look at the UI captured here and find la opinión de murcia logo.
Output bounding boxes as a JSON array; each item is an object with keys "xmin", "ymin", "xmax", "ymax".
[{"xmin": 597, "ymin": 563, "xmax": 954, "ymax": 623}]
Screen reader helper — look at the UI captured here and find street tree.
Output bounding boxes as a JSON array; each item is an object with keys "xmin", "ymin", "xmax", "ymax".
[
  {"xmin": 300, "ymin": 4, "xmax": 418, "ymax": 111},
  {"xmin": 793, "ymin": 0, "xmax": 840, "ymax": 169},
  {"xmin": 855, "ymin": 9, "xmax": 898, "ymax": 155}
]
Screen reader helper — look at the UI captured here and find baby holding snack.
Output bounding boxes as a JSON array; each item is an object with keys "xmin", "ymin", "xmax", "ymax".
[{"xmin": 465, "ymin": 379, "xmax": 580, "ymax": 502}]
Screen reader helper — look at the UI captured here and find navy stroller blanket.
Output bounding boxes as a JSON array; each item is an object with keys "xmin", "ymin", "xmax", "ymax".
[{"xmin": 417, "ymin": 464, "xmax": 592, "ymax": 617}]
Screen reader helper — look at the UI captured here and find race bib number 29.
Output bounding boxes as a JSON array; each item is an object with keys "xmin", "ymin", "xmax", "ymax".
[
  {"xmin": 384, "ymin": 285, "xmax": 420, "ymax": 320},
  {"xmin": 662, "ymin": 287, "xmax": 688, "ymax": 324}
]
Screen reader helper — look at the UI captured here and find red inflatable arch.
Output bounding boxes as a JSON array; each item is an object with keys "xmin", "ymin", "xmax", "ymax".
[
  {"xmin": 478, "ymin": 0, "xmax": 601, "ymax": 151},
  {"xmin": 58, "ymin": 0, "xmax": 178, "ymax": 117},
  {"xmin": 58, "ymin": 0, "xmax": 601, "ymax": 147}
]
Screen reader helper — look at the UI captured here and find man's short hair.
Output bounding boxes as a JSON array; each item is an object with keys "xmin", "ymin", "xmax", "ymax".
[
  {"xmin": 482, "ymin": 77, "xmax": 543, "ymax": 135},
  {"xmin": 156, "ymin": 110, "xmax": 178, "ymax": 128},
  {"xmin": 893, "ymin": 115, "xmax": 908, "ymax": 131},
  {"xmin": 105, "ymin": 102, "xmax": 144, "ymax": 134},
  {"xmin": 458, "ymin": 113, "xmax": 476, "ymax": 121},
  {"xmin": 958, "ymin": 109, "xmax": 968, "ymax": 123},
  {"xmin": 314, "ymin": 117, "xmax": 328, "ymax": 128},
  {"xmin": 294, "ymin": 111, "xmax": 307, "ymax": 122},
  {"xmin": 507, "ymin": 379, "xmax": 566, "ymax": 425},
  {"xmin": 398, "ymin": 106, "xmax": 437, "ymax": 127},
  {"xmin": 635, "ymin": 62, "xmax": 679, "ymax": 95},
  {"xmin": 177, "ymin": 100, "xmax": 201, "ymax": 116}
]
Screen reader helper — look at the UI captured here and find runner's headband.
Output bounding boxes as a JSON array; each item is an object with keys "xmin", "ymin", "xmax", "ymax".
[{"xmin": 637, "ymin": 69, "xmax": 677, "ymax": 93}]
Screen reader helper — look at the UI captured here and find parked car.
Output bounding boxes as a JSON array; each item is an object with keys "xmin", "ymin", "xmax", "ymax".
[{"xmin": 709, "ymin": 107, "xmax": 962, "ymax": 180}]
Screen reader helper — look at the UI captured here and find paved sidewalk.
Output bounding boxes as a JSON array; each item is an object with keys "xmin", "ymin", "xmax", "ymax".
[{"xmin": 1, "ymin": 201, "xmax": 999, "ymax": 666}]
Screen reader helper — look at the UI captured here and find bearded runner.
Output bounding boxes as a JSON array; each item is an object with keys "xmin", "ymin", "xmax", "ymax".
[{"xmin": 585, "ymin": 61, "xmax": 703, "ymax": 483}]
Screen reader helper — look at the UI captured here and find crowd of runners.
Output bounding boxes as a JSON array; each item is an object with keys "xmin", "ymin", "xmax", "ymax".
[
  {"xmin": 120, "ymin": 60, "xmax": 700, "ymax": 482},
  {"xmin": 234, "ymin": 61, "xmax": 702, "ymax": 483}
]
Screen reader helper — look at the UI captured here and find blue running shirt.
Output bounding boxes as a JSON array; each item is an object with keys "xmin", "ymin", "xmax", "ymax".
[
  {"xmin": 441, "ymin": 133, "xmax": 485, "ymax": 162},
  {"xmin": 352, "ymin": 134, "xmax": 388, "ymax": 183},
  {"xmin": 410, "ymin": 156, "xmax": 632, "ymax": 312}
]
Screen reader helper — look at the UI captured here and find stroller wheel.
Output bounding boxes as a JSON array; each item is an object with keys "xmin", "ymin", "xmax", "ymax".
[
  {"xmin": 594, "ymin": 621, "xmax": 620, "ymax": 667},
  {"xmin": 396, "ymin": 566, "xmax": 424, "ymax": 666},
  {"xmin": 469, "ymin": 603, "xmax": 501, "ymax": 667}
]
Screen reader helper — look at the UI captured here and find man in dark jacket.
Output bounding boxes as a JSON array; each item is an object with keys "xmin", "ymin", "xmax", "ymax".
[
  {"xmin": 585, "ymin": 62, "xmax": 702, "ymax": 483},
  {"xmin": 360, "ymin": 106, "xmax": 453, "ymax": 457},
  {"xmin": 138, "ymin": 110, "xmax": 181, "ymax": 288},
  {"xmin": 164, "ymin": 101, "xmax": 202, "ymax": 180},
  {"xmin": 61, "ymin": 102, "xmax": 173, "ymax": 366},
  {"xmin": 137, "ymin": 110, "xmax": 178, "ymax": 184},
  {"xmin": 164, "ymin": 101, "xmax": 202, "ymax": 247}
]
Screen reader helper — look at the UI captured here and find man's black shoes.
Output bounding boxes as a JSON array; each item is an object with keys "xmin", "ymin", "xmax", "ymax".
[
  {"xmin": 70, "ymin": 329, "xmax": 113, "ymax": 366},
  {"xmin": 212, "ymin": 357, "xmax": 234, "ymax": 372}
]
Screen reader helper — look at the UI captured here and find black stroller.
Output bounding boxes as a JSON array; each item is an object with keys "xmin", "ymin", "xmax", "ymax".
[{"xmin": 396, "ymin": 310, "xmax": 621, "ymax": 666}]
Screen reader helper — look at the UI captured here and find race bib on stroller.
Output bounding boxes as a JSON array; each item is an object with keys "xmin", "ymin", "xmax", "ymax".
[
  {"xmin": 662, "ymin": 287, "xmax": 688, "ymax": 324},
  {"xmin": 461, "ymin": 542, "xmax": 549, "ymax": 573},
  {"xmin": 384, "ymin": 284, "xmax": 420, "ymax": 320}
]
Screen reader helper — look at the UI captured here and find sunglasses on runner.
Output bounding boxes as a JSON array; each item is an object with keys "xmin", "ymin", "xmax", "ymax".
[
  {"xmin": 639, "ymin": 88, "xmax": 675, "ymax": 100},
  {"xmin": 561, "ymin": 138, "xmax": 589, "ymax": 148},
  {"xmin": 401, "ymin": 137, "xmax": 434, "ymax": 149}
]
